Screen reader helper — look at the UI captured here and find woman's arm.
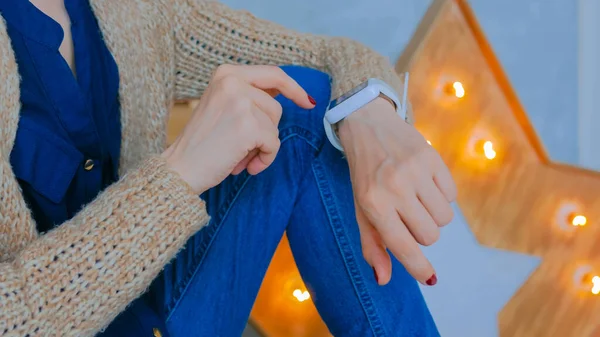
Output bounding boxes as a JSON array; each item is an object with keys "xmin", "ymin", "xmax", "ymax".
[
  {"xmin": 1, "ymin": 62, "xmax": 316, "ymax": 337},
  {"xmin": 0, "ymin": 156, "xmax": 208, "ymax": 337},
  {"xmin": 171, "ymin": 0, "xmax": 413, "ymax": 123}
]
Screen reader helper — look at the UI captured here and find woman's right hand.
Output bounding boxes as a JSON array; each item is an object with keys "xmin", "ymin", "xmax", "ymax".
[{"xmin": 162, "ymin": 65, "xmax": 315, "ymax": 194}]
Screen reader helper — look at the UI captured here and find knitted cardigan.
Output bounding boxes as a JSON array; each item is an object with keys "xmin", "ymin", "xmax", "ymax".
[{"xmin": 0, "ymin": 1, "xmax": 409, "ymax": 336}]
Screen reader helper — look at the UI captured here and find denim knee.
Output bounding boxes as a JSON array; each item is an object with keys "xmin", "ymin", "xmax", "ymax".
[{"xmin": 276, "ymin": 65, "xmax": 332, "ymax": 147}]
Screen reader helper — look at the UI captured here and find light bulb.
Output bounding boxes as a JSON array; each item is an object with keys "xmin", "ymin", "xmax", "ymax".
[
  {"xmin": 292, "ymin": 288, "xmax": 310, "ymax": 302},
  {"xmin": 442, "ymin": 80, "xmax": 465, "ymax": 99},
  {"xmin": 452, "ymin": 81, "xmax": 465, "ymax": 98},
  {"xmin": 427, "ymin": 140, "xmax": 432, "ymax": 145},
  {"xmin": 592, "ymin": 276, "xmax": 600, "ymax": 295},
  {"xmin": 569, "ymin": 213, "xmax": 587, "ymax": 227},
  {"xmin": 482, "ymin": 141, "xmax": 496, "ymax": 160}
]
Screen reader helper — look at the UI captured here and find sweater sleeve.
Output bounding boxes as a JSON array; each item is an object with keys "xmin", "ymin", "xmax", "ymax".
[
  {"xmin": 171, "ymin": 0, "xmax": 413, "ymax": 123},
  {"xmin": 0, "ymin": 157, "xmax": 209, "ymax": 337}
]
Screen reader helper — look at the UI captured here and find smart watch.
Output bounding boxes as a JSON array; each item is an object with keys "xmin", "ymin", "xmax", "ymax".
[{"xmin": 323, "ymin": 74, "xmax": 409, "ymax": 151}]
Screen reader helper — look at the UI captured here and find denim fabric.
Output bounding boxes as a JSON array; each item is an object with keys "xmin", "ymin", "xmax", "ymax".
[{"xmin": 151, "ymin": 66, "xmax": 439, "ymax": 337}]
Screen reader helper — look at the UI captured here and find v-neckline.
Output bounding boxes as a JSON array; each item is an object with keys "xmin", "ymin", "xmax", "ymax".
[
  {"xmin": 29, "ymin": 0, "xmax": 78, "ymax": 79},
  {"xmin": 27, "ymin": 0, "xmax": 80, "ymax": 81},
  {"xmin": 2, "ymin": 0, "xmax": 161, "ymax": 176},
  {"xmin": 1, "ymin": 0, "xmax": 104, "ymax": 158},
  {"xmin": 0, "ymin": 0, "xmax": 82, "ymax": 83}
]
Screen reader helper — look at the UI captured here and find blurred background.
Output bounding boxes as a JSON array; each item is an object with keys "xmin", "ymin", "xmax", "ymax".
[
  {"xmin": 220, "ymin": 0, "xmax": 587, "ymax": 168},
  {"xmin": 177, "ymin": 0, "xmax": 597, "ymax": 336}
]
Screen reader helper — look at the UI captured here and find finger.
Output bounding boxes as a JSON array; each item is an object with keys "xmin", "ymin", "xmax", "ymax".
[
  {"xmin": 432, "ymin": 157, "xmax": 457, "ymax": 202},
  {"xmin": 233, "ymin": 89, "xmax": 280, "ymax": 174},
  {"xmin": 236, "ymin": 65, "xmax": 315, "ymax": 109},
  {"xmin": 246, "ymin": 108, "xmax": 280, "ymax": 175},
  {"xmin": 232, "ymin": 149, "xmax": 258, "ymax": 175},
  {"xmin": 356, "ymin": 203, "xmax": 391, "ymax": 285},
  {"xmin": 163, "ymin": 134, "xmax": 182, "ymax": 158},
  {"xmin": 363, "ymin": 201, "xmax": 435, "ymax": 285},
  {"xmin": 248, "ymin": 86, "xmax": 283, "ymax": 125},
  {"xmin": 263, "ymin": 88, "xmax": 280, "ymax": 98},
  {"xmin": 397, "ymin": 196, "xmax": 440, "ymax": 247},
  {"xmin": 417, "ymin": 179, "xmax": 454, "ymax": 227},
  {"xmin": 247, "ymin": 136, "xmax": 279, "ymax": 175}
]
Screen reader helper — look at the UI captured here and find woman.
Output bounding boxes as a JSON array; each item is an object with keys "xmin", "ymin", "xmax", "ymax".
[{"xmin": 0, "ymin": 0, "xmax": 456, "ymax": 336}]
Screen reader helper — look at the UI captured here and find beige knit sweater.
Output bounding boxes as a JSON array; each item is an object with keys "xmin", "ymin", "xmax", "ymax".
[{"xmin": 0, "ymin": 1, "xmax": 408, "ymax": 336}]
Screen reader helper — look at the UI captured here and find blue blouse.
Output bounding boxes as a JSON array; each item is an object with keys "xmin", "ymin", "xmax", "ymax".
[{"xmin": 1, "ymin": 0, "xmax": 169, "ymax": 336}]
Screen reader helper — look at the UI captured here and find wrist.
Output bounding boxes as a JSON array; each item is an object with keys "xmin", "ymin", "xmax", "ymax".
[
  {"xmin": 324, "ymin": 78, "xmax": 402, "ymax": 151},
  {"xmin": 162, "ymin": 151, "xmax": 206, "ymax": 195},
  {"xmin": 337, "ymin": 97, "xmax": 395, "ymax": 139}
]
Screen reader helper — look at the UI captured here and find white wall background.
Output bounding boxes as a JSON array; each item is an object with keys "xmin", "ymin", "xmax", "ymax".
[
  {"xmin": 217, "ymin": 0, "xmax": 582, "ymax": 335},
  {"xmin": 578, "ymin": 0, "xmax": 600, "ymax": 171}
]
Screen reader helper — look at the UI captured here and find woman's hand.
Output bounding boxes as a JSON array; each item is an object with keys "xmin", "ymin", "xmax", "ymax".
[
  {"xmin": 338, "ymin": 98, "xmax": 457, "ymax": 286},
  {"xmin": 162, "ymin": 65, "xmax": 315, "ymax": 194}
]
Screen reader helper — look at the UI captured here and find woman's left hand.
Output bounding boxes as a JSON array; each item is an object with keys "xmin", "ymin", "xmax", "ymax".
[{"xmin": 338, "ymin": 97, "xmax": 457, "ymax": 286}]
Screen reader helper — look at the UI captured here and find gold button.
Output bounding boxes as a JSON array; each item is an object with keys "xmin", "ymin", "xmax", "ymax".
[
  {"xmin": 152, "ymin": 328, "xmax": 163, "ymax": 337},
  {"xmin": 84, "ymin": 159, "xmax": 94, "ymax": 171}
]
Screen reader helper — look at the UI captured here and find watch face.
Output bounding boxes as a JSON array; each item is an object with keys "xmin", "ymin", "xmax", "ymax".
[{"xmin": 329, "ymin": 81, "xmax": 369, "ymax": 109}]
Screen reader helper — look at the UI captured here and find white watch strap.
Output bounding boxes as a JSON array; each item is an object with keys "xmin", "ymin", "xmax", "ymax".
[
  {"xmin": 324, "ymin": 75, "xmax": 408, "ymax": 152},
  {"xmin": 323, "ymin": 117, "xmax": 344, "ymax": 151}
]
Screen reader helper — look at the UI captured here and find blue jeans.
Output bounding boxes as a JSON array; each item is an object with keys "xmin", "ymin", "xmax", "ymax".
[{"xmin": 154, "ymin": 66, "xmax": 437, "ymax": 336}]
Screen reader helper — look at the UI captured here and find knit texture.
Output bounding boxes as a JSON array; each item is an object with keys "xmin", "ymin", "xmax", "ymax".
[{"xmin": 0, "ymin": 0, "xmax": 409, "ymax": 335}]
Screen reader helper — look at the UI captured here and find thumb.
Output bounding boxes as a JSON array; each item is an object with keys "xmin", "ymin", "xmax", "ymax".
[{"xmin": 232, "ymin": 149, "xmax": 259, "ymax": 175}]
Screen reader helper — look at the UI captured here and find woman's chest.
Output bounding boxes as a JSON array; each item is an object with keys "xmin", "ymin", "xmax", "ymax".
[
  {"xmin": 3, "ymin": 0, "xmax": 122, "ymax": 230},
  {"xmin": 29, "ymin": 0, "xmax": 76, "ymax": 73}
]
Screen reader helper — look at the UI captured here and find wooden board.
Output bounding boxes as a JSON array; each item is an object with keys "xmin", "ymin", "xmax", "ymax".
[{"xmin": 395, "ymin": 1, "xmax": 600, "ymax": 336}]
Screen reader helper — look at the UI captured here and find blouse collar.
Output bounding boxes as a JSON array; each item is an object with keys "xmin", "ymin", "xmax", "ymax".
[{"xmin": 0, "ymin": 0, "xmax": 84, "ymax": 49}]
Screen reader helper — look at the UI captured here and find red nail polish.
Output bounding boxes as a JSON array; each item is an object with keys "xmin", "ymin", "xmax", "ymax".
[
  {"xmin": 308, "ymin": 95, "xmax": 316, "ymax": 105},
  {"xmin": 373, "ymin": 268, "xmax": 379, "ymax": 284},
  {"xmin": 426, "ymin": 274, "xmax": 437, "ymax": 286}
]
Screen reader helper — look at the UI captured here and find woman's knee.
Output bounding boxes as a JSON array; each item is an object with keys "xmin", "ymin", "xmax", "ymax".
[
  {"xmin": 276, "ymin": 65, "xmax": 332, "ymax": 145},
  {"xmin": 279, "ymin": 65, "xmax": 331, "ymax": 93}
]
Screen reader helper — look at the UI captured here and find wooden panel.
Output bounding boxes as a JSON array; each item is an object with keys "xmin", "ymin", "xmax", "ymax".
[{"xmin": 396, "ymin": 1, "xmax": 600, "ymax": 336}]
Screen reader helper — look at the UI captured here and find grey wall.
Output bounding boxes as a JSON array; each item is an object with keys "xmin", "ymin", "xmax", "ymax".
[
  {"xmin": 469, "ymin": 0, "xmax": 579, "ymax": 164},
  {"xmin": 220, "ymin": 0, "xmax": 577, "ymax": 335},
  {"xmin": 578, "ymin": 0, "xmax": 600, "ymax": 171}
]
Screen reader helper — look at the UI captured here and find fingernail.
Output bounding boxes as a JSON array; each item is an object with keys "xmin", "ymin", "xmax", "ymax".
[
  {"xmin": 373, "ymin": 268, "xmax": 379, "ymax": 284},
  {"xmin": 308, "ymin": 95, "xmax": 316, "ymax": 105},
  {"xmin": 426, "ymin": 274, "xmax": 437, "ymax": 286}
]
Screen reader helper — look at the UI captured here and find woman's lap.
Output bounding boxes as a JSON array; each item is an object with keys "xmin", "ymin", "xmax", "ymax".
[{"xmin": 153, "ymin": 66, "xmax": 438, "ymax": 336}]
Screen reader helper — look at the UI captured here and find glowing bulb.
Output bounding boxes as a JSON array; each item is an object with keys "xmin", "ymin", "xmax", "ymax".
[
  {"xmin": 292, "ymin": 288, "xmax": 310, "ymax": 302},
  {"xmin": 482, "ymin": 141, "xmax": 496, "ymax": 160},
  {"xmin": 452, "ymin": 81, "xmax": 465, "ymax": 98},
  {"xmin": 427, "ymin": 140, "xmax": 432, "ymax": 145},
  {"xmin": 568, "ymin": 213, "xmax": 587, "ymax": 227},
  {"xmin": 592, "ymin": 276, "xmax": 600, "ymax": 295}
]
